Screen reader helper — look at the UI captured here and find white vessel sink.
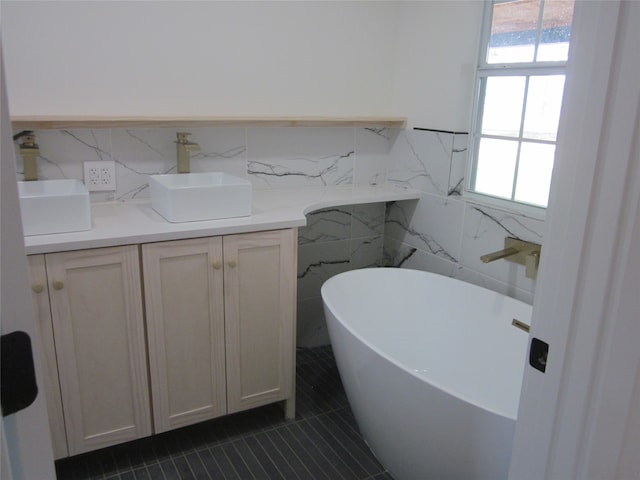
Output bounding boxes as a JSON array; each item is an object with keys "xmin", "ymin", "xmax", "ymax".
[
  {"xmin": 149, "ymin": 172, "xmax": 252, "ymax": 223},
  {"xmin": 18, "ymin": 179, "xmax": 92, "ymax": 236}
]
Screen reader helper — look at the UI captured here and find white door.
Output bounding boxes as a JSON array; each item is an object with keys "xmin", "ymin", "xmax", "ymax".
[
  {"xmin": 0, "ymin": 40, "xmax": 56, "ymax": 479},
  {"xmin": 509, "ymin": 1, "xmax": 640, "ymax": 478}
]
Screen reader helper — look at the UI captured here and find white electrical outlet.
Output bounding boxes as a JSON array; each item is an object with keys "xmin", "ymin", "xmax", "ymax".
[{"xmin": 84, "ymin": 161, "xmax": 116, "ymax": 191}]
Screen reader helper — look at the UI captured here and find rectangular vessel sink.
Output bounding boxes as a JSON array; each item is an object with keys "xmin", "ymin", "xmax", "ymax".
[
  {"xmin": 149, "ymin": 172, "xmax": 252, "ymax": 223},
  {"xmin": 18, "ymin": 179, "xmax": 92, "ymax": 236}
]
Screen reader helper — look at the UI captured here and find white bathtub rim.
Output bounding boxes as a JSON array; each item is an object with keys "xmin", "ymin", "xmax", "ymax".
[{"xmin": 321, "ymin": 267, "xmax": 528, "ymax": 421}]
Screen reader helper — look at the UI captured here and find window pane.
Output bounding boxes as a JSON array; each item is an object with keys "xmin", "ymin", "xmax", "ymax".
[
  {"xmin": 469, "ymin": 0, "xmax": 572, "ymax": 211},
  {"xmin": 514, "ymin": 142, "xmax": 555, "ymax": 207},
  {"xmin": 536, "ymin": 0, "xmax": 575, "ymax": 62},
  {"xmin": 481, "ymin": 76, "xmax": 526, "ymax": 137},
  {"xmin": 475, "ymin": 138, "xmax": 518, "ymax": 200},
  {"xmin": 523, "ymin": 75, "xmax": 565, "ymax": 141},
  {"xmin": 487, "ymin": 0, "xmax": 540, "ymax": 64}
]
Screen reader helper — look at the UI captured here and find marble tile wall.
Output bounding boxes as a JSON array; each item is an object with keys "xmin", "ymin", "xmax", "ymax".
[
  {"xmin": 13, "ymin": 127, "xmax": 397, "ymax": 197},
  {"xmin": 13, "ymin": 126, "xmax": 396, "ymax": 347},
  {"xmin": 384, "ymin": 129, "xmax": 545, "ymax": 304},
  {"xmin": 297, "ymin": 203, "xmax": 386, "ymax": 346}
]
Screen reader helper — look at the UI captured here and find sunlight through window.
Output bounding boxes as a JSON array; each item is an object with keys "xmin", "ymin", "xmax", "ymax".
[{"xmin": 468, "ymin": 0, "xmax": 575, "ymax": 211}]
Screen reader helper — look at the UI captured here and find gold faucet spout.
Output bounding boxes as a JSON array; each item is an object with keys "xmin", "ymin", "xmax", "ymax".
[
  {"xmin": 480, "ymin": 247, "xmax": 519, "ymax": 263},
  {"xmin": 479, "ymin": 237, "xmax": 542, "ymax": 279},
  {"xmin": 176, "ymin": 132, "xmax": 200, "ymax": 174}
]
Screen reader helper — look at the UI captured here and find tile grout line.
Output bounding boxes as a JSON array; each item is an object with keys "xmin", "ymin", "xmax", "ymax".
[
  {"xmin": 195, "ymin": 448, "xmax": 219, "ymax": 480},
  {"xmin": 184, "ymin": 450, "xmax": 211, "ymax": 480},
  {"xmin": 304, "ymin": 415, "xmax": 373, "ymax": 479},
  {"xmin": 313, "ymin": 412, "xmax": 382, "ymax": 475},
  {"xmin": 242, "ymin": 434, "xmax": 286, "ymax": 480},
  {"xmin": 223, "ymin": 441, "xmax": 254, "ymax": 480},
  {"xmin": 264, "ymin": 427, "xmax": 316, "ymax": 479},
  {"xmin": 287, "ymin": 420, "xmax": 354, "ymax": 480},
  {"xmin": 278, "ymin": 423, "xmax": 338, "ymax": 480}
]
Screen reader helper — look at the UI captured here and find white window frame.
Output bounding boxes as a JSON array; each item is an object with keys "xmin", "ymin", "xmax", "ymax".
[{"xmin": 465, "ymin": 0, "xmax": 571, "ymax": 218}]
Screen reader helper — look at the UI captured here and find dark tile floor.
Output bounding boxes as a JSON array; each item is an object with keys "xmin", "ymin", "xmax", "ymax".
[{"xmin": 55, "ymin": 346, "xmax": 394, "ymax": 480}]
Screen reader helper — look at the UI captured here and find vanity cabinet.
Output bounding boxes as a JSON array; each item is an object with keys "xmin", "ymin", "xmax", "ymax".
[
  {"xmin": 28, "ymin": 246, "xmax": 152, "ymax": 457},
  {"xmin": 27, "ymin": 229, "xmax": 297, "ymax": 457},
  {"xmin": 142, "ymin": 229, "xmax": 297, "ymax": 433}
]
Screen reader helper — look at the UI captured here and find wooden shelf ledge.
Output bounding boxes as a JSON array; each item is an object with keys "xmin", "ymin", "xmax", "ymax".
[{"xmin": 11, "ymin": 116, "xmax": 407, "ymax": 130}]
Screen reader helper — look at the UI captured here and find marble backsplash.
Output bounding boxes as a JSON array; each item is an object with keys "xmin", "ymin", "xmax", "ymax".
[
  {"xmin": 13, "ymin": 126, "xmax": 398, "ymax": 200},
  {"xmin": 14, "ymin": 125, "xmax": 544, "ymax": 345}
]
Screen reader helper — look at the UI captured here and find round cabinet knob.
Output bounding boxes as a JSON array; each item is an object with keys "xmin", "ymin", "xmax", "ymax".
[
  {"xmin": 227, "ymin": 260, "xmax": 237, "ymax": 268},
  {"xmin": 52, "ymin": 280, "xmax": 64, "ymax": 291},
  {"xmin": 212, "ymin": 261, "xmax": 222, "ymax": 270},
  {"xmin": 31, "ymin": 284, "xmax": 44, "ymax": 294}
]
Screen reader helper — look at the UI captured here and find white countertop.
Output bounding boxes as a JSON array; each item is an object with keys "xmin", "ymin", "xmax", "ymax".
[{"xmin": 24, "ymin": 184, "xmax": 420, "ymax": 255}]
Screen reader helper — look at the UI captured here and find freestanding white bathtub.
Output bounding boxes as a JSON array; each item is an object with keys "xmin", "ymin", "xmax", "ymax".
[{"xmin": 321, "ymin": 268, "xmax": 532, "ymax": 480}]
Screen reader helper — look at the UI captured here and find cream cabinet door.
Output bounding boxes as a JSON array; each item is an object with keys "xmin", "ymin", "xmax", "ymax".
[
  {"xmin": 224, "ymin": 229, "xmax": 297, "ymax": 418},
  {"xmin": 27, "ymin": 255, "xmax": 68, "ymax": 459},
  {"xmin": 45, "ymin": 246, "xmax": 151, "ymax": 455},
  {"xmin": 142, "ymin": 237, "xmax": 227, "ymax": 433}
]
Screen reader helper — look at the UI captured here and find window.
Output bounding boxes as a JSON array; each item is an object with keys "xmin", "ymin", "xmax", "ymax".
[{"xmin": 467, "ymin": 0, "xmax": 575, "ymax": 211}]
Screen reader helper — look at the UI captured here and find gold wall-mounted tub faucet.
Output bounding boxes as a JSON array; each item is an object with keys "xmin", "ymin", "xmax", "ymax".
[
  {"xmin": 480, "ymin": 237, "xmax": 542, "ymax": 279},
  {"xmin": 19, "ymin": 133, "xmax": 40, "ymax": 181},
  {"xmin": 176, "ymin": 132, "xmax": 200, "ymax": 174}
]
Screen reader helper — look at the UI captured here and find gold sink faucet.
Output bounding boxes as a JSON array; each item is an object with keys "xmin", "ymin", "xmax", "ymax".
[
  {"xmin": 19, "ymin": 132, "xmax": 40, "ymax": 181},
  {"xmin": 176, "ymin": 132, "xmax": 200, "ymax": 173}
]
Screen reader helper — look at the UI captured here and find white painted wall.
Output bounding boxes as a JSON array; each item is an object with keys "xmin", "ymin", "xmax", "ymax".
[
  {"xmin": 392, "ymin": 1, "xmax": 483, "ymax": 131},
  {"xmin": 0, "ymin": 1, "xmax": 398, "ymax": 117},
  {"xmin": 1, "ymin": 1, "xmax": 482, "ymax": 129}
]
